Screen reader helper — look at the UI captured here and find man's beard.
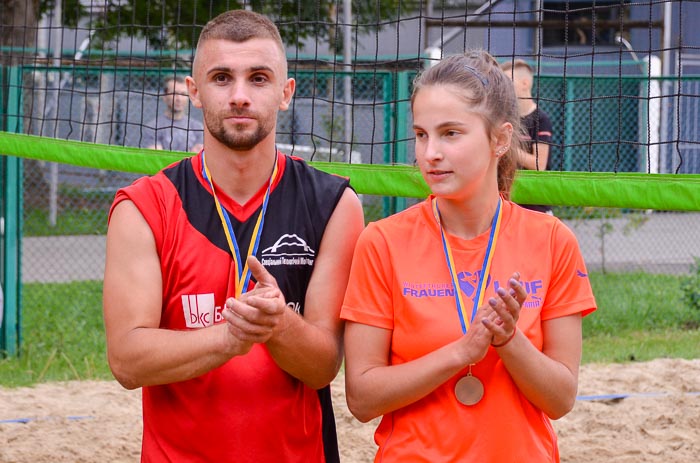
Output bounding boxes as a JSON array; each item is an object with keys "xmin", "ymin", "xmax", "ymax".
[{"xmin": 204, "ymin": 110, "xmax": 273, "ymax": 151}]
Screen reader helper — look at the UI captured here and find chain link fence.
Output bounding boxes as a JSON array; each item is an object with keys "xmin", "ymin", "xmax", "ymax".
[{"xmin": 16, "ymin": 66, "xmax": 700, "ymax": 294}]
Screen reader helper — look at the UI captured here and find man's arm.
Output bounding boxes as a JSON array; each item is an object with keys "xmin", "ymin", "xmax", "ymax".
[
  {"xmin": 518, "ymin": 142, "xmax": 550, "ymax": 171},
  {"xmin": 262, "ymin": 188, "xmax": 364, "ymax": 389},
  {"xmin": 103, "ymin": 200, "xmax": 253, "ymax": 390}
]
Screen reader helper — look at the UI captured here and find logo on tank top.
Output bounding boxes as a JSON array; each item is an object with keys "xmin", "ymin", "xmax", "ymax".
[
  {"xmin": 260, "ymin": 234, "xmax": 316, "ymax": 267},
  {"xmin": 181, "ymin": 293, "xmax": 224, "ymax": 328}
]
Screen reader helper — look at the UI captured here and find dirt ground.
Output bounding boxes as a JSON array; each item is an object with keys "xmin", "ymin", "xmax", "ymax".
[{"xmin": 1, "ymin": 358, "xmax": 699, "ymax": 462}]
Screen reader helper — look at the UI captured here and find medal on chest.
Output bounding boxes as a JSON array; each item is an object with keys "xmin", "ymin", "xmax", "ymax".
[
  {"xmin": 454, "ymin": 364, "xmax": 484, "ymax": 406},
  {"xmin": 201, "ymin": 150, "xmax": 279, "ymax": 298},
  {"xmin": 432, "ymin": 197, "xmax": 503, "ymax": 406}
]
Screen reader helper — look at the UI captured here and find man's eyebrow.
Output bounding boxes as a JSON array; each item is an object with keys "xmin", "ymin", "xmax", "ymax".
[{"xmin": 205, "ymin": 65, "xmax": 275, "ymax": 75}]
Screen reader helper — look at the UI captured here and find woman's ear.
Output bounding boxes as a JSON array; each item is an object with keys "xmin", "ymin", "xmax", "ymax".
[{"xmin": 493, "ymin": 122, "xmax": 514, "ymax": 156}]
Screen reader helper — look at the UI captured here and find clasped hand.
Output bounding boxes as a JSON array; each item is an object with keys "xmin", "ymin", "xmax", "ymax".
[
  {"xmin": 221, "ymin": 256, "xmax": 288, "ymax": 352},
  {"xmin": 459, "ymin": 272, "xmax": 527, "ymax": 363},
  {"xmin": 481, "ymin": 272, "xmax": 526, "ymax": 346}
]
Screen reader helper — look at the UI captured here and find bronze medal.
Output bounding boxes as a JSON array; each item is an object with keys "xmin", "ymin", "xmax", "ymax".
[{"xmin": 455, "ymin": 374, "xmax": 484, "ymax": 406}]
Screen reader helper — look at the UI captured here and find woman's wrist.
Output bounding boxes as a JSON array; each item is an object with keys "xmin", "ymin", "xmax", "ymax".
[{"xmin": 491, "ymin": 328, "xmax": 517, "ymax": 348}]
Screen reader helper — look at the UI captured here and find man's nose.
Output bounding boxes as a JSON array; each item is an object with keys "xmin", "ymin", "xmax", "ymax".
[{"xmin": 228, "ymin": 82, "xmax": 252, "ymax": 107}]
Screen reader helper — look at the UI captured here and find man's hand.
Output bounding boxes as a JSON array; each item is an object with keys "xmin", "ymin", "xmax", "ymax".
[{"xmin": 221, "ymin": 256, "xmax": 288, "ymax": 345}]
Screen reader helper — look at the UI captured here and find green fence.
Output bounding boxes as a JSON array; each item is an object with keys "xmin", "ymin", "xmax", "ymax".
[{"xmin": 2, "ymin": 63, "xmax": 700, "ymax": 356}]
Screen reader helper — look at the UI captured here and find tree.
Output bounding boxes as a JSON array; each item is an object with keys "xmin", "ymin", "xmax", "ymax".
[{"xmin": 57, "ymin": 0, "xmax": 420, "ymax": 51}]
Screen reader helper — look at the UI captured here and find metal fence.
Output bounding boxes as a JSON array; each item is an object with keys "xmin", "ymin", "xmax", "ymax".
[{"xmin": 7, "ymin": 65, "xmax": 700, "ymax": 300}]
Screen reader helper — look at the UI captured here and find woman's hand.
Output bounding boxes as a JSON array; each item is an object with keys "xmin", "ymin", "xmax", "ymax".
[{"xmin": 481, "ymin": 272, "xmax": 527, "ymax": 347}]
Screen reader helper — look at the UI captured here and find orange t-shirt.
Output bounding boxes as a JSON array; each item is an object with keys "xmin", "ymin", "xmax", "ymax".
[{"xmin": 341, "ymin": 198, "xmax": 596, "ymax": 463}]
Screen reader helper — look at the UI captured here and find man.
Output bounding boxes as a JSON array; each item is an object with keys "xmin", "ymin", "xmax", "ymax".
[
  {"xmin": 103, "ymin": 9, "xmax": 364, "ymax": 463},
  {"xmin": 500, "ymin": 59, "xmax": 554, "ymax": 214},
  {"xmin": 142, "ymin": 75, "xmax": 204, "ymax": 152}
]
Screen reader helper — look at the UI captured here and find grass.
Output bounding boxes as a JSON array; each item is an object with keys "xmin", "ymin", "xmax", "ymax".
[
  {"xmin": 24, "ymin": 208, "xmax": 109, "ymax": 236},
  {"xmin": 0, "ymin": 281, "xmax": 111, "ymax": 386},
  {"xmin": 0, "ymin": 272, "xmax": 699, "ymax": 387},
  {"xmin": 582, "ymin": 272, "xmax": 700, "ymax": 363}
]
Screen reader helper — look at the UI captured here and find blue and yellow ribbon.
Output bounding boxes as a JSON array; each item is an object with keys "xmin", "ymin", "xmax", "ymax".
[
  {"xmin": 201, "ymin": 150, "xmax": 279, "ymax": 297},
  {"xmin": 432, "ymin": 197, "xmax": 503, "ymax": 334}
]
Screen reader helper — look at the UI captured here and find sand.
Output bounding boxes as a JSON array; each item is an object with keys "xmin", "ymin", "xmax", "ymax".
[{"xmin": 1, "ymin": 358, "xmax": 699, "ymax": 462}]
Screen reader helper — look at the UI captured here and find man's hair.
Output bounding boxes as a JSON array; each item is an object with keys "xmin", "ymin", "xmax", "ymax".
[
  {"xmin": 499, "ymin": 59, "xmax": 533, "ymax": 77},
  {"xmin": 197, "ymin": 10, "xmax": 284, "ymax": 53}
]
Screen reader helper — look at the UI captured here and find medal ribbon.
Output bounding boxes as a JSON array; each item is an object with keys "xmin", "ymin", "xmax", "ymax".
[
  {"xmin": 432, "ymin": 197, "xmax": 503, "ymax": 334},
  {"xmin": 201, "ymin": 150, "xmax": 279, "ymax": 297}
]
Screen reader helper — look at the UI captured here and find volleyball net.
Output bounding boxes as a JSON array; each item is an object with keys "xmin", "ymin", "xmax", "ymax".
[{"xmin": 0, "ymin": 0, "xmax": 699, "ymax": 210}]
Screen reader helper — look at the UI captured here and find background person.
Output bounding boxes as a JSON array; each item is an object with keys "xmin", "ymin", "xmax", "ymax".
[
  {"xmin": 142, "ymin": 75, "xmax": 204, "ymax": 153},
  {"xmin": 341, "ymin": 51, "xmax": 596, "ymax": 462},
  {"xmin": 500, "ymin": 59, "xmax": 555, "ymax": 214},
  {"xmin": 103, "ymin": 9, "xmax": 364, "ymax": 463}
]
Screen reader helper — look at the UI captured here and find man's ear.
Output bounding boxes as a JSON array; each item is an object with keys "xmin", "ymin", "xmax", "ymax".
[
  {"xmin": 279, "ymin": 78, "xmax": 296, "ymax": 111},
  {"xmin": 186, "ymin": 76, "xmax": 202, "ymax": 109}
]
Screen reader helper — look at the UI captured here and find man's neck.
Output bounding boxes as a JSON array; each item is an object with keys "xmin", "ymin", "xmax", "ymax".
[
  {"xmin": 202, "ymin": 138, "xmax": 278, "ymax": 205},
  {"xmin": 518, "ymin": 98, "xmax": 537, "ymax": 117}
]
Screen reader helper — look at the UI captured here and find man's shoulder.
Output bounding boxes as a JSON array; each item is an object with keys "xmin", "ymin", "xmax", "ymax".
[
  {"xmin": 284, "ymin": 155, "xmax": 348, "ymax": 183},
  {"xmin": 535, "ymin": 107, "xmax": 552, "ymax": 123}
]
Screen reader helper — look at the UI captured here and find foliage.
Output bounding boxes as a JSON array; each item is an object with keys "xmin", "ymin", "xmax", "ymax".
[
  {"xmin": 40, "ymin": 0, "xmax": 421, "ymax": 51},
  {"xmin": 680, "ymin": 257, "xmax": 700, "ymax": 312},
  {"xmin": 39, "ymin": 0, "xmax": 87, "ymax": 28}
]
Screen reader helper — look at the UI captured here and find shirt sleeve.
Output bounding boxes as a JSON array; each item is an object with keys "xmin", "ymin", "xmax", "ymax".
[
  {"xmin": 341, "ymin": 222, "xmax": 396, "ymax": 330},
  {"xmin": 541, "ymin": 220, "xmax": 597, "ymax": 321},
  {"xmin": 534, "ymin": 109, "xmax": 553, "ymax": 144}
]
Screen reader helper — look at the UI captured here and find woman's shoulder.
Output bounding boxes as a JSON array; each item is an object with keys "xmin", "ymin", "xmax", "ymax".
[{"xmin": 507, "ymin": 201, "xmax": 580, "ymax": 247}]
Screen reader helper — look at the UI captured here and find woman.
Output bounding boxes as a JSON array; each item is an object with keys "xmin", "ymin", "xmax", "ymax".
[{"xmin": 341, "ymin": 51, "xmax": 596, "ymax": 462}]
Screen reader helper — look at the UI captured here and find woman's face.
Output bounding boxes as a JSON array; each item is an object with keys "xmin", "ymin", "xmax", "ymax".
[{"xmin": 412, "ymin": 84, "xmax": 500, "ymax": 202}]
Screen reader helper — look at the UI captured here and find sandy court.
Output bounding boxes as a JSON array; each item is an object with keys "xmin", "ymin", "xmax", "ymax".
[{"xmin": 1, "ymin": 358, "xmax": 699, "ymax": 462}]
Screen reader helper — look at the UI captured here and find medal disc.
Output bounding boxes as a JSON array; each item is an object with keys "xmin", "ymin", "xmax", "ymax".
[{"xmin": 455, "ymin": 375, "xmax": 484, "ymax": 406}]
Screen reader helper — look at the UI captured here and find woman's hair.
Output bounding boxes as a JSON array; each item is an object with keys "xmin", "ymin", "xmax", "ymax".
[{"xmin": 411, "ymin": 50, "xmax": 522, "ymax": 198}]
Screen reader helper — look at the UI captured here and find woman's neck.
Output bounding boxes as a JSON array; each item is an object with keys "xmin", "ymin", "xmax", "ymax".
[{"xmin": 434, "ymin": 194, "xmax": 501, "ymax": 240}]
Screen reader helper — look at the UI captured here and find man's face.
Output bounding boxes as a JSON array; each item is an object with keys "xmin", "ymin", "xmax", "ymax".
[
  {"xmin": 187, "ymin": 38, "xmax": 295, "ymax": 151},
  {"xmin": 509, "ymin": 68, "xmax": 533, "ymax": 99},
  {"xmin": 163, "ymin": 80, "xmax": 190, "ymax": 116}
]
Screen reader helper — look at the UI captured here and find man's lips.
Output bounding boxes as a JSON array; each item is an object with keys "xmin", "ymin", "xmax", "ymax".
[{"xmin": 225, "ymin": 113, "xmax": 255, "ymax": 122}]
